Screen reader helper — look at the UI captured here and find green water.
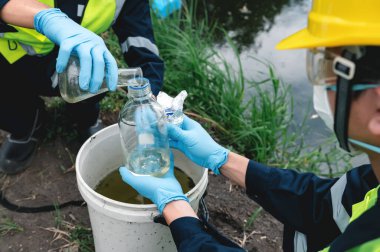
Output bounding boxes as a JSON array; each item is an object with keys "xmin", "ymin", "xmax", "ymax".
[{"xmin": 95, "ymin": 167, "xmax": 195, "ymax": 204}]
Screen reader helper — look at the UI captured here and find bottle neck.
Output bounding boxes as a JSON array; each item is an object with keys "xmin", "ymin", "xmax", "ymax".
[
  {"xmin": 117, "ymin": 67, "xmax": 143, "ymax": 87},
  {"xmin": 128, "ymin": 82, "xmax": 152, "ymax": 99}
]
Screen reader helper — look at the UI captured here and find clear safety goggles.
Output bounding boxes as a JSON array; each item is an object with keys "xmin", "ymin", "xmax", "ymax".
[
  {"xmin": 307, "ymin": 47, "xmax": 349, "ymax": 86},
  {"xmin": 307, "ymin": 47, "xmax": 380, "ymax": 92}
]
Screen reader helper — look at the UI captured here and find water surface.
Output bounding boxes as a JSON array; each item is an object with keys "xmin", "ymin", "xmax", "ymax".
[{"xmin": 197, "ymin": 0, "xmax": 332, "ymax": 145}]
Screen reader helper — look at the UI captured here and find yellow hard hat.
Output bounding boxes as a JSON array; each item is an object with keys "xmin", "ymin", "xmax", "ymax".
[{"xmin": 276, "ymin": 0, "xmax": 380, "ymax": 50}]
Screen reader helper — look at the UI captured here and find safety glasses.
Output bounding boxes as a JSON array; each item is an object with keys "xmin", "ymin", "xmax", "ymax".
[
  {"xmin": 307, "ymin": 47, "xmax": 361, "ymax": 85},
  {"xmin": 307, "ymin": 47, "xmax": 341, "ymax": 86},
  {"xmin": 307, "ymin": 47, "xmax": 380, "ymax": 92}
]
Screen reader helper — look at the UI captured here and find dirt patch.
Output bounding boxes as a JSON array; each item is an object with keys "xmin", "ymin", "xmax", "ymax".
[{"xmin": 0, "ymin": 111, "xmax": 283, "ymax": 252}]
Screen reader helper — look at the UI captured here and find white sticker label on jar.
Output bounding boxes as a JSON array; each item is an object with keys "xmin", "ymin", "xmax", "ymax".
[{"xmin": 138, "ymin": 133, "xmax": 154, "ymax": 145}]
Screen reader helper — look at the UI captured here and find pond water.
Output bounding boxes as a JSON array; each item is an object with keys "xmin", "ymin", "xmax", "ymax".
[{"xmin": 198, "ymin": 0, "xmax": 333, "ymax": 146}]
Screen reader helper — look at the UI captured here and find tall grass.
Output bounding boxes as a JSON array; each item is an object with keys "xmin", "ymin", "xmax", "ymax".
[
  {"xmin": 102, "ymin": 1, "xmax": 350, "ymax": 175},
  {"xmin": 0, "ymin": 217, "xmax": 23, "ymax": 237},
  {"xmin": 148, "ymin": 1, "xmax": 350, "ymax": 173}
]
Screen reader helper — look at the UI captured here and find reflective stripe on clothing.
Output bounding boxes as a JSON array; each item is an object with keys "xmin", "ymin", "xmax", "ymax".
[
  {"xmin": 294, "ymin": 231, "xmax": 307, "ymax": 252},
  {"xmin": 330, "ymin": 174, "xmax": 350, "ymax": 232},
  {"xmin": 121, "ymin": 36, "xmax": 159, "ymax": 56},
  {"xmin": 113, "ymin": 0, "xmax": 125, "ymax": 25},
  {"xmin": 321, "ymin": 185, "xmax": 380, "ymax": 251}
]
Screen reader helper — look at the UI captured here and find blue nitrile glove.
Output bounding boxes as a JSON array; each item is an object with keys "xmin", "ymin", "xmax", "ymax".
[
  {"xmin": 152, "ymin": 0, "xmax": 182, "ymax": 19},
  {"xmin": 34, "ymin": 8, "xmax": 118, "ymax": 93},
  {"xmin": 167, "ymin": 115, "xmax": 229, "ymax": 175},
  {"xmin": 119, "ymin": 152, "xmax": 188, "ymax": 213}
]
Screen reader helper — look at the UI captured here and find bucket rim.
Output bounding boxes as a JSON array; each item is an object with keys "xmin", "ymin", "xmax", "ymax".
[
  {"xmin": 76, "ymin": 124, "xmax": 157, "ymax": 210},
  {"xmin": 76, "ymin": 124, "xmax": 208, "ymax": 211}
]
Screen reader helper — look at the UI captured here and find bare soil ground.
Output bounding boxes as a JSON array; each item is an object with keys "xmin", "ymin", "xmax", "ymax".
[{"xmin": 0, "ymin": 109, "xmax": 283, "ymax": 252}]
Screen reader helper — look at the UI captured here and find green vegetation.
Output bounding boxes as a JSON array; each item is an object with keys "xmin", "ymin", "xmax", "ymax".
[
  {"xmin": 38, "ymin": 1, "xmax": 349, "ymax": 175},
  {"xmin": 102, "ymin": 0, "xmax": 350, "ymax": 175},
  {"xmin": 37, "ymin": 0, "xmax": 352, "ymax": 248},
  {"xmin": 0, "ymin": 216, "xmax": 23, "ymax": 237},
  {"xmin": 245, "ymin": 207, "xmax": 263, "ymax": 230},
  {"xmin": 38, "ymin": 0, "xmax": 349, "ymax": 176},
  {"xmin": 68, "ymin": 224, "xmax": 95, "ymax": 252},
  {"xmin": 53, "ymin": 204, "xmax": 63, "ymax": 228},
  {"xmin": 44, "ymin": 220, "xmax": 94, "ymax": 252}
]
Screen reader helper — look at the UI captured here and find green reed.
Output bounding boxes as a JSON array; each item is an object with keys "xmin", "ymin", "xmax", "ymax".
[{"xmin": 102, "ymin": 0, "xmax": 350, "ymax": 175}]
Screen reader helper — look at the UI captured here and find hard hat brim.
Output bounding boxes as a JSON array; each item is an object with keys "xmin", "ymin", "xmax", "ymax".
[
  {"xmin": 276, "ymin": 28, "xmax": 380, "ymax": 50},
  {"xmin": 276, "ymin": 29, "xmax": 338, "ymax": 50}
]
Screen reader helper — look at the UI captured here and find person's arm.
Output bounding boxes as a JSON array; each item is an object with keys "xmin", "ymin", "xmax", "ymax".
[
  {"xmin": 0, "ymin": 2, "xmax": 118, "ymax": 92},
  {"xmin": 163, "ymin": 200, "xmax": 198, "ymax": 225},
  {"xmin": 164, "ymin": 201, "xmax": 245, "ymax": 251},
  {"xmin": 119, "ymin": 152, "xmax": 245, "ymax": 251},
  {"xmin": 243, "ymin": 161, "xmax": 378, "ymax": 251},
  {"xmin": 219, "ymin": 152, "xmax": 249, "ymax": 188},
  {"xmin": 112, "ymin": 0, "xmax": 164, "ymax": 96},
  {"xmin": 219, "ymin": 154, "xmax": 378, "ymax": 251},
  {"xmin": 0, "ymin": 0, "xmax": 49, "ymax": 27}
]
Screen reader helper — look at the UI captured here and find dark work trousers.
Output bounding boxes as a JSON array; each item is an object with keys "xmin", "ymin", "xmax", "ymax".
[{"xmin": 0, "ymin": 48, "xmax": 104, "ymax": 139}]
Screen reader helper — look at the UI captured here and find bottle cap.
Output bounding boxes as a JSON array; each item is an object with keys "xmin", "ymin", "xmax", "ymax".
[{"xmin": 127, "ymin": 78, "xmax": 151, "ymax": 97}]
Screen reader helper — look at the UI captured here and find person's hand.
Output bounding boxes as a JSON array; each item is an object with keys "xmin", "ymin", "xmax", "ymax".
[
  {"xmin": 34, "ymin": 8, "xmax": 118, "ymax": 93},
  {"xmin": 167, "ymin": 115, "xmax": 229, "ymax": 175},
  {"xmin": 119, "ymin": 152, "xmax": 188, "ymax": 213}
]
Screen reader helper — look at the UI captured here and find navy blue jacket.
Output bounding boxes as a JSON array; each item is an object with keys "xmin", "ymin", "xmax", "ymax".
[
  {"xmin": 170, "ymin": 160, "xmax": 378, "ymax": 251},
  {"xmin": 112, "ymin": 0, "xmax": 164, "ymax": 95}
]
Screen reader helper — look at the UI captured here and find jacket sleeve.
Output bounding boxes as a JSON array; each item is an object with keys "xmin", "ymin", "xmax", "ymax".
[
  {"xmin": 169, "ymin": 217, "xmax": 246, "ymax": 252},
  {"xmin": 245, "ymin": 160, "xmax": 377, "ymax": 251},
  {"xmin": 112, "ymin": 0, "xmax": 164, "ymax": 96}
]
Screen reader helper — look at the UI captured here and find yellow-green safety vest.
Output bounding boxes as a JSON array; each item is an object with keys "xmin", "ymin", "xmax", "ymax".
[
  {"xmin": 321, "ymin": 185, "xmax": 380, "ymax": 252},
  {"xmin": 0, "ymin": 0, "xmax": 125, "ymax": 63}
]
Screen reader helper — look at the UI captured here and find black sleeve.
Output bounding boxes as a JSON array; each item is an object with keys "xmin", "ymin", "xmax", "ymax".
[
  {"xmin": 245, "ymin": 160, "xmax": 377, "ymax": 251},
  {"xmin": 112, "ymin": 0, "xmax": 164, "ymax": 96},
  {"xmin": 169, "ymin": 217, "xmax": 246, "ymax": 252}
]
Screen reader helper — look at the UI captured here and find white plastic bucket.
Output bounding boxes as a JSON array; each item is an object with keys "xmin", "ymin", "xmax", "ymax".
[{"xmin": 76, "ymin": 124, "xmax": 208, "ymax": 252}]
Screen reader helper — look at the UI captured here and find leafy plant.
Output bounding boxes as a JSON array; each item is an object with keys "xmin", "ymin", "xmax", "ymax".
[
  {"xmin": 0, "ymin": 217, "xmax": 23, "ymax": 237},
  {"xmin": 245, "ymin": 207, "xmax": 263, "ymax": 230},
  {"xmin": 68, "ymin": 224, "xmax": 95, "ymax": 252},
  {"xmin": 148, "ymin": 0, "xmax": 349, "ymax": 173}
]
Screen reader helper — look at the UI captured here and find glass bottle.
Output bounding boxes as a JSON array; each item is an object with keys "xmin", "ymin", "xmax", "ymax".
[
  {"xmin": 118, "ymin": 78, "xmax": 170, "ymax": 177},
  {"xmin": 58, "ymin": 55, "xmax": 143, "ymax": 103}
]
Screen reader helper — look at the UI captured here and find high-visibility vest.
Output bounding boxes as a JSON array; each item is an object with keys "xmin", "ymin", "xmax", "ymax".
[
  {"xmin": 320, "ymin": 185, "xmax": 380, "ymax": 251},
  {"xmin": 0, "ymin": 0, "xmax": 125, "ymax": 63}
]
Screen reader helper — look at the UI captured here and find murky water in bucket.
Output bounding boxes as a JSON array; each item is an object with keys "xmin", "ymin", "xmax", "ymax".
[{"xmin": 95, "ymin": 166, "xmax": 195, "ymax": 204}]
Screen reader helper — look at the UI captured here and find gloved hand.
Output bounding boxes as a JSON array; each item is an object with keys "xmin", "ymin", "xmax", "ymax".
[
  {"xmin": 167, "ymin": 115, "xmax": 229, "ymax": 175},
  {"xmin": 119, "ymin": 152, "xmax": 188, "ymax": 213},
  {"xmin": 34, "ymin": 8, "xmax": 118, "ymax": 93}
]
